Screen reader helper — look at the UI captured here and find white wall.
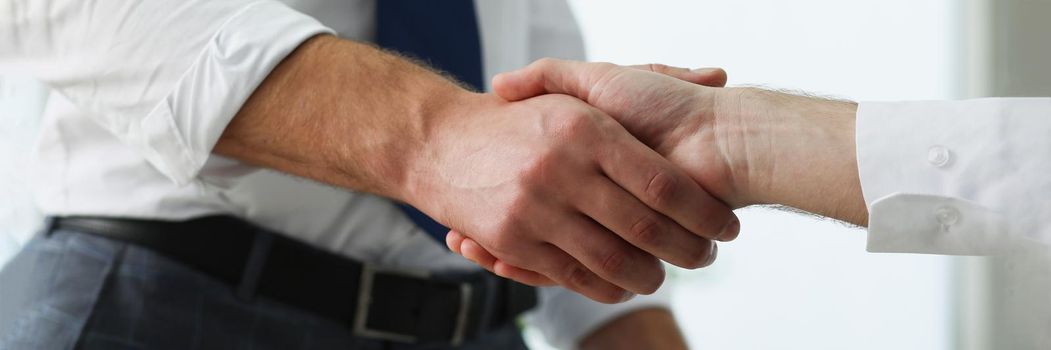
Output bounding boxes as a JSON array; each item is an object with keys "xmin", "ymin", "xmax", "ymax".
[{"xmin": 558, "ymin": 1, "xmax": 957, "ymax": 349}]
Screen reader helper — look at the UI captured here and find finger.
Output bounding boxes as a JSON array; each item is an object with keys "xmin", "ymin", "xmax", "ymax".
[
  {"xmin": 493, "ymin": 260, "xmax": 557, "ymax": 287},
  {"xmin": 492, "ymin": 58, "xmax": 598, "ymax": 102},
  {"xmin": 446, "ymin": 230, "xmax": 466, "ymax": 254},
  {"xmin": 627, "ymin": 64, "xmax": 728, "ymax": 88},
  {"xmin": 600, "ymin": 128, "xmax": 741, "ymax": 242},
  {"xmin": 495, "ymin": 242, "xmax": 633, "ymax": 304},
  {"xmin": 576, "ymin": 177, "xmax": 717, "ymax": 269},
  {"xmin": 459, "ymin": 232, "xmax": 497, "ymax": 270},
  {"xmin": 493, "ymin": 59, "xmax": 728, "ymax": 103},
  {"xmin": 460, "ymin": 237, "xmax": 558, "ymax": 286},
  {"xmin": 548, "ymin": 215, "xmax": 666, "ymax": 295},
  {"xmin": 690, "ymin": 67, "xmax": 728, "ymax": 87},
  {"xmin": 454, "ymin": 232, "xmax": 557, "ymax": 286},
  {"xmin": 531, "ymin": 244, "xmax": 634, "ymax": 303},
  {"xmin": 706, "ymin": 242, "xmax": 719, "ymax": 267}
]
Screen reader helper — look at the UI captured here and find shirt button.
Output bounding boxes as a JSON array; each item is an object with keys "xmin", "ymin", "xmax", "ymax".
[
  {"xmin": 934, "ymin": 205, "xmax": 961, "ymax": 232},
  {"xmin": 927, "ymin": 145, "xmax": 952, "ymax": 168}
]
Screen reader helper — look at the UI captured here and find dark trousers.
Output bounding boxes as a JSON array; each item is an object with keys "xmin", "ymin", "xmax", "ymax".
[{"xmin": 0, "ymin": 230, "xmax": 528, "ymax": 350}]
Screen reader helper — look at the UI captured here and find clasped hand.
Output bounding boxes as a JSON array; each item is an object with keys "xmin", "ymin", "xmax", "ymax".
[{"xmin": 407, "ymin": 59, "xmax": 758, "ymax": 303}]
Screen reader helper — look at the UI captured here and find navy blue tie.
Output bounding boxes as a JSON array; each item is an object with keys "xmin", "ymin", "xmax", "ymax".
[{"xmin": 376, "ymin": 0, "xmax": 483, "ymax": 242}]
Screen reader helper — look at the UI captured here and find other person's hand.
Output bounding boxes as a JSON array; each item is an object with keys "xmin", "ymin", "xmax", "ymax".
[
  {"xmin": 449, "ymin": 59, "xmax": 864, "ymax": 286},
  {"xmin": 410, "ymin": 91, "xmax": 739, "ymax": 303}
]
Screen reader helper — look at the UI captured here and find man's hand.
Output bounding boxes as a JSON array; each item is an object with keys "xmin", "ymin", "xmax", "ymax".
[
  {"xmin": 490, "ymin": 59, "xmax": 748, "ymax": 207},
  {"xmin": 445, "ymin": 61, "xmax": 742, "ymax": 286},
  {"xmin": 409, "ymin": 91, "xmax": 738, "ymax": 302},
  {"xmin": 216, "ymin": 37, "xmax": 739, "ymax": 303},
  {"xmin": 448, "ymin": 59, "xmax": 867, "ymax": 284},
  {"xmin": 488, "ymin": 59, "xmax": 865, "ymax": 222}
]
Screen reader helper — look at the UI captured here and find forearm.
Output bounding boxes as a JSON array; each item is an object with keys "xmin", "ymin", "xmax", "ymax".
[
  {"xmin": 718, "ymin": 88, "xmax": 868, "ymax": 226},
  {"xmin": 215, "ymin": 34, "xmax": 471, "ymax": 201},
  {"xmin": 580, "ymin": 308, "xmax": 688, "ymax": 350}
]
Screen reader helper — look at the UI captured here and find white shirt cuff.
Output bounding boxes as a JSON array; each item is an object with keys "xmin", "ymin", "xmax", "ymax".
[{"xmin": 856, "ymin": 98, "xmax": 1051, "ymax": 255}]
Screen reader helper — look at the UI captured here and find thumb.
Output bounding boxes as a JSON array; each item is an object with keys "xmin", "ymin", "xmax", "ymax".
[
  {"xmin": 688, "ymin": 67, "xmax": 729, "ymax": 87},
  {"xmin": 627, "ymin": 64, "xmax": 728, "ymax": 87},
  {"xmin": 492, "ymin": 59, "xmax": 728, "ymax": 102},
  {"xmin": 492, "ymin": 58, "xmax": 596, "ymax": 102}
]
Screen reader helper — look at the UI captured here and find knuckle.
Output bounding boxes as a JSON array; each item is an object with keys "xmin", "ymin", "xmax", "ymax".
[
  {"xmin": 548, "ymin": 109, "xmax": 595, "ymax": 139},
  {"xmin": 532, "ymin": 57, "xmax": 560, "ymax": 70},
  {"xmin": 646, "ymin": 63, "xmax": 668, "ymax": 73},
  {"xmin": 593, "ymin": 62, "xmax": 618, "ymax": 72},
  {"xmin": 599, "ymin": 249, "xmax": 629, "ymax": 279},
  {"xmin": 518, "ymin": 152, "xmax": 558, "ymax": 187},
  {"xmin": 644, "ymin": 170, "xmax": 679, "ymax": 208},
  {"xmin": 563, "ymin": 264, "xmax": 594, "ymax": 290},
  {"xmin": 486, "ymin": 214, "xmax": 528, "ymax": 254},
  {"xmin": 485, "ymin": 229, "xmax": 516, "ymax": 255},
  {"xmin": 628, "ymin": 215, "xmax": 664, "ymax": 247}
]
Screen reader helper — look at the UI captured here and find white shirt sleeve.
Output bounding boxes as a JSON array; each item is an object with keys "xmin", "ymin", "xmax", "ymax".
[
  {"xmin": 856, "ymin": 98, "xmax": 1051, "ymax": 255},
  {"xmin": 1, "ymin": 0, "xmax": 333, "ymax": 185},
  {"xmin": 526, "ymin": 285, "xmax": 673, "ymax": 350}
]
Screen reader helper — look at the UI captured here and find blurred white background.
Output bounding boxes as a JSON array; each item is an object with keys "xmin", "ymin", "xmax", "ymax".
[{"xmin": 0, "ymin": 0, "xmax": 1026, "ymax": 349}]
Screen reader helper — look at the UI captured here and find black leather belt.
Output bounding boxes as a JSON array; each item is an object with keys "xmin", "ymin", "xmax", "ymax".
[{"xmin": 46, "ymin": 215, "xmax": 536, "ymax": 346}]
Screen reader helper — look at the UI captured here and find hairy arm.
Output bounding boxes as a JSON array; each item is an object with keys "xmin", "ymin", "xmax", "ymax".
[{"xmin": 215, "ymin": 34, "xmax": 461, "ymax": 201}]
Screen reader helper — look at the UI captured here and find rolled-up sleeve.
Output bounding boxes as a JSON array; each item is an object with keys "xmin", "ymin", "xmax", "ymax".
[
  {"xmin": 856, "ymin": 98, "xmax": 1051, "ymax": 255},
  {"xmin": 1, "ymin": 0, "xmax": 333, "ymax": 185},
  {"xmin": 526, "ymin": 285, "xmax": 672, "ymax": 350}
]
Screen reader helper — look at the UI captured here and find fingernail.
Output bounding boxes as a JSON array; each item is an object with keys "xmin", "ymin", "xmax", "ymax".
[
  {"xmin": 619, "ymin": 291, "xmax": 637, "ymax": 303},
  {"xmin": 718, "ymin": 218, "xmax": 740, "ymax": 241},
  {"xmin": 691, "ymin": 67, "xmax": 718, "ymax": 73},
  {"xmin": 704, "ymin": 242, "xmax": 719, "ymax": 267}
]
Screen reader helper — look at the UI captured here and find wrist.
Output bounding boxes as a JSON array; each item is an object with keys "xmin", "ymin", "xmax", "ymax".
[
  {"xmin": 715, "ymin": 87, "xmax": 867, "ymax": 225},
  {"xmin": 396, "ymin": 89, "xmax": 493, "ymax": 210}
]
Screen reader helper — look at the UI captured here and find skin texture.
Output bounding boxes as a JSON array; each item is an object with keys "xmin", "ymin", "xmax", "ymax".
[
  {"xmin": 450, "ymin": 59, "xmax": 866, "ymax": 286},
  {"xmin": 214, "ymin": 36, "xmax": 740, "ymax": 304}
]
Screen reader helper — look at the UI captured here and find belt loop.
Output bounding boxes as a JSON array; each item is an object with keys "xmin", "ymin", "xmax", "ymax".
[
  {"xmin": 236, "ymin": 230, "xmax": 274, "ymax": 301},
  {"xmin": 474, "ymin": 272, "xmax": 499, "ymax": 334}
]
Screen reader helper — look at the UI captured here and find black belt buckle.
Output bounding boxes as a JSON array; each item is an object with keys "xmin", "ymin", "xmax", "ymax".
[{"xmin": 352, "ymin": 264, "xmax": 474, "ymax": 346}]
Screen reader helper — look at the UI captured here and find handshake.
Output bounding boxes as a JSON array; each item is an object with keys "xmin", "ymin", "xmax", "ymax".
[{"xmin": 402, "ymin": 58, "xmax": 869, "ymax": 303}]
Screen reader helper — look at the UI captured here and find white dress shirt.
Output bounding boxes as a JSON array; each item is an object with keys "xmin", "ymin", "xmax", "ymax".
[
  {"xmin": 1, "ymin": 0, "xmax": 671, "ymax": 348},
  {"xmin": 857, "ymin": 98, "xmax": 1051, "ymax": 256}
]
